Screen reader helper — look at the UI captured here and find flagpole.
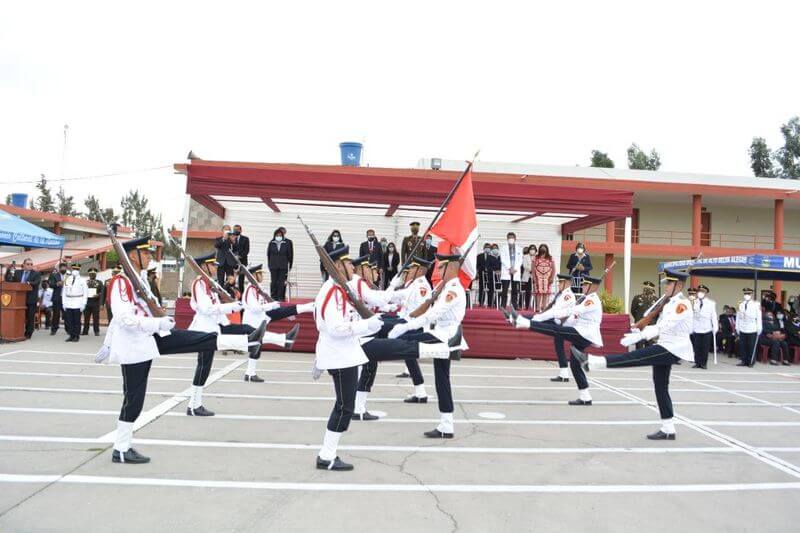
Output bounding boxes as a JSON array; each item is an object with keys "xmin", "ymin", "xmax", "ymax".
[{"xmin": 400, "ymin": 153, "xmax": 479, "ymax": 272}]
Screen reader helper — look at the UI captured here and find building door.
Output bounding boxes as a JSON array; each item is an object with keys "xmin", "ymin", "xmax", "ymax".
[
  {"xmin": 701, "ymin": 211, "xmax": 711, "ymax": 247},
  {"xmin": 614, "ymin": 208, "xmax": 639, "ymax": 244}
]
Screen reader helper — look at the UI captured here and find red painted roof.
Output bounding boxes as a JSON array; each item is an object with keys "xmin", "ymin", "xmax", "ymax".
[{"xmin": 0, "ymin": 204, "xmax": 133, "ymax": 233}]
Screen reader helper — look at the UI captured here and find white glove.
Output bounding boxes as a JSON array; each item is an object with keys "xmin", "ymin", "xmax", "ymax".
[
  {"xmin": 311, "ymin": 360, "xmax": 323, "ymax": 381},
  {"xmin": 158, "ymin": 317, "xmax": 176, "ymax": 331},
  {"xmin": 388, "ymin": 323, "xmax": 410, "ymax": 339},
  {"xmin": 94, "ymin": 345, "xmax": 110, "ymax": 364},
  {"xmin": 379, "ymin": 303, "xmax": 399, "ymax": 313},
  {"xmin": 389, "ymin": 275, "xmax": 404, "ymax": 290},
  {"xmin": 365, "ymin": 314, "xmax": 384, "ymax": 334},
  {"xmin": 641, "ymin": 325, "xmax": 659, "ymax": 341},
  {"xmin": 80, "ymin": 307, "xmax": 85, "ymax": 313},
  {"xmin": 531, "ymin": 313, "xmax": 546, "ymax": 323},
  {"xmin": 231, "ymin": 301, "xmax": 244, "ymax": 313},
  {"xmin": 620, "ymin": 331, "xmax": 643, "ymax": 347},
  {"xmin": 262, "ymin": 301, "xmax": 281, "ymax": 312},
  {"xmin": 515, "ymin": 315, "xmax": 531, "ymax": 329}
]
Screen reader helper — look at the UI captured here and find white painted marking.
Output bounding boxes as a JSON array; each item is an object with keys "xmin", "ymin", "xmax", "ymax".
[
  {"xmin": 675, "ymin": 374, "xmax": 800, "ymax": 416},
  {"xmin": 0, "ymin": 359, "xmax": 196, "ymax": 370},
  {"xmin": 0, "ymin": 350, "xmax": 21, "ymax": 358},
  {"xmin": 1, "ymin": 473, "xmax": 798, "ymax": 494},
  {"xmin": 370, "ymin": 410, "xmax": 388, "ymax": 418},
  {"xmin": 478, "ymin": 412, "xmax": 507, "ymax": 420}
]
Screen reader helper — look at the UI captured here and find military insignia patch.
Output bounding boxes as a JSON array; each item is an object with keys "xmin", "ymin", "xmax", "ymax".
[
  {"xmin": 564, "ymin": 295, "xmax": 571, "ymax": 300},
  {"xmin": 445, "ymin": 291, "xmax": 457, "ymax": 302},
  {"xmin": 584, "ymin": 299, "xmax": 594, "ymax": 306},
  {"xmin": 420, "ymin": 288, "xmax": 428, "ymax": 297},
  {"xmin": 676, "ymin": 303, "xmax": 687, "ymax": 314}
]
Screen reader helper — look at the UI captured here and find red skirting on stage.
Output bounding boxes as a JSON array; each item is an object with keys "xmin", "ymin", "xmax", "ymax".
[{"xmin": 174, "ymin": 299, "xmax": 630, "ymax": 360}]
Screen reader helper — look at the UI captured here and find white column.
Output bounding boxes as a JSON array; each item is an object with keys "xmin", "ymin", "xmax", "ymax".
[
  {"xmin": 177, "ymin": 194, "xmax": 192, "ymax": 296},
  {"xmin": 623, "ymin": 216, "xmax": 632, "ymax": 314}
]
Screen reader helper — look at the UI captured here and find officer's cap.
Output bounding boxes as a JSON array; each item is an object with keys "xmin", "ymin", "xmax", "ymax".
[
  {"xmin": 407, "ymin": 256, "xmax": 433, "ymax": 269},
  {"xmin": 556, "ymin": 273, "xmax": 572, "ymax": 281},
  {"xmin": 662, "ymin": 269, "xmax": 690, "ymax": 283},
  {"xmin": 87, "ymin": 267, "xmax": 98, "ymax": 274},
  {"xmin": 581, "ymin": 276, "xmax": 602, "ymax": 285},
  {"xmin": 697, "ymin": 284, "xmax": 710, "ymax": 292},
  {"xmin": 194, "ymin": 253, "xmax": 218, "ymax": 265},
  {"xmin": 435, "ymin": 253, "xmax": 461, "ymax": 264},
  {"xmin": 742, "ymin": 287, "xmax": 754, "ymax": 294},
  {"xmin": 122, "ymin": 236, "xmax": 155, "ymax": 253},
  {"xmin": 351, "ymin": 253, "xmax": 371, "ymax": 266},
  {"xmin": 248, "ymin": 264, "xmax": 264, "ymax": 274},
  {"xmin": 643, "ymin": 281, "xmax": 655, "ymax": 289},
  {"xmin": 328, "ymin": 245, "xmax": 350, "ymax": 262}
]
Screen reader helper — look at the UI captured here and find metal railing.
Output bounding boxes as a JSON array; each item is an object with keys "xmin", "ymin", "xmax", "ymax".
[{"xmin": 567, "ymin": 227, "xmax": 800, "ymax": 250}]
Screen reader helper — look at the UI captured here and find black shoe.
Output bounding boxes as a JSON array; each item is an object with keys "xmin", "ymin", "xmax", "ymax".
[
  {"xmin": 769, "ymin": 360, "xmax": 779, "ymax": 366},
  {"xmin": 186, "ymin": 406, "xmax": 215, "ymax": 417},
  {"xmin": 510, "ymin": 307, "xmax": 520, "ymax": 324},
  {"xmin": 647, "ymin": 430, "xmax": 676, "ymax": 441},
  {"xmin": 404, "ymin": 395, "xmax": 428, "ymax": 403},
  {"xmin": 692, "ymin": 364, "xmax": 701, "ymax": 368},
  {"xmin": 112, "ymin": 448, "xmax": 150, "ymax": 464},
  {"xmin": 570, "ymin": 346, "xmax": 589, "ymax": 372},
  {"xmin": 316, "ymin": 456, "xmax": 354, "ymax": 471},
  {"xmin": 782, "ymin": 360, "xmax": 792, "ymax": 366},
  {"xmin": 352, "ymin": 412, "xmax": 379, "ymax": 421},
  {"xmin": 94, "ymin": 331, "xmax": 100, "ymax": 336},
  {"xmin": 424, "ymin": 428, "xmax": 454, "ymax": 439},
  {"xmin": 736, "ymin": 362, "xmax": 748, "ymax": 366},
  {"xmin": 81, "ymin": 331, "xmax": 89, "ymax": 336},
  {"xmin": 500, "ymin": 307, "xmax": 512, "ymax": 325},
  {"xmin": 244, "ymin": 374, "xmax": 265, "ymax": 383},
  {"xmin": 568, "ymin": 399, "xmax": 592, "ymax": 406},
  {"xmin": 550, "ymin": 376, "xmax": 570, "ymax": 382},
  {"xmin": 450, "ymin": 349, "xmax": 462, "ymax": 361},
  {"xmin": 50, "ymin": 330, "xmax": 57, "ymax": 336},
  {"xmin": 284, "ymin": 324, "xmax": 300, "ymax": 349},
  {"xmin": 248, "ymin": 320, "xmax": 267, "ymax": 343},
  {"xmin": 395, "ymin": 372, "xmax": 410, "ymax": 378}
]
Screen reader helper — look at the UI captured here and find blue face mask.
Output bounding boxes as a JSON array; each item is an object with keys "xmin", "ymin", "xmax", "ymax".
[{"xmin": 275, "ymin": 235, "xmax": 283, "ymax": 242}]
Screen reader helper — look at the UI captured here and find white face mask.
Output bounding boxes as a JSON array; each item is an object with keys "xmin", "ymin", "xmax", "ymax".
[
  {"xmin": 777, "ymin": 313, "xmax": 784, "ymax": 320},
  {"xmin": 744, "ymin": 294, "xmax": 752, "ymax": 301},
  {"xmin": 697, "ymin": 292, "xmax": 705, "ymax": 299},
  {"xmin": 332, "ymin": 236, "xmax": 340, "ymax": 243},
  {"xmin": 576, "ymin": 248, "xmax": 584, "ymax": 254},
  {"xmin": 508, "ymin": 239, "xmax": 515, "ymax": 245},
  {"xmin": 275, "ymin": 235, "xmax": 283, "ymax": 242}
]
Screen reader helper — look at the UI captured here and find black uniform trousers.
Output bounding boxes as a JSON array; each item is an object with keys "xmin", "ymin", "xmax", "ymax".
[
  {"xmin": 604, "ymin": 345, "xmax": 682, "ymax": 419},
  {"xmin": 500, "ymin": 280, "xmax": 519, "ymax": 309},
  {"xmin": 738, "ymin": 332, "xmax": 759, "ymax": 366},
  {"xmin": 24, "ymin": 303, "xmax": 36, "ymax": 338},
  {"xmin": 717, "ymin": 331, "xmax": 736, "ymax": 355},
  {"xmin": 266, "ymin": 304, "xmax": 299, "ymax": 322},
  {"xmin": 120, "ymin": 359, "xmax": 153, "ymax": 423},
  {"xmin": 372, "ymin": 317, "xmax": 427, "ymax": 387},
  {"xmin": 393, "ymin": 331, "xmax": 453, "ymax": 413},
  {"xmin": 691, "ymin": 331, "xmax": 712, "ymax": 367},
  {"xmin": 528, "ymin": 320, "xmax": 593, "ymax": 390},
  {"xmin": 270, "ymin": 268, "xmax": 288, "ymax": 301},
  {"xmin": 759, "ymin": 336, "xmax": 789, "ymax": 362},
  {"xmin": 537, "ymin": 319, "xmax": 569, "ymax": 369},
  {"xmin": 50, "ymin": 299, "xmax": 62, "ymax": 333},
  {"xmin": 82, "ymin": 299, "xmax": 101, "ymax": 334},
  {"xmin": 63, "ymin": 308, "xmax": 82, "ymax": 339}
]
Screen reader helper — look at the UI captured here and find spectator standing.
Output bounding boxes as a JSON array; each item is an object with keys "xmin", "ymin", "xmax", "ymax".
[
  {"xmin": 82, "ymin": 267, "xmax": 104, "ymax": 336},
  {"xmin": 476, "ymin": 244, "xmax": 491, "ymax": 306},
  {"xmin": 533, "ymin": 243, "xmax": 555, "ymax": 312},
  {"xmin": 566, "ymin": 242, "xmax": 592, "ymax": 293},
  {"xmin": 8, "ymin": 258, "xmax": 42, "ymax": 338},
  {"xmin": 214, "ymin": 225, "xmax": 237, "ymax": 286},
  {"xmin": 382, "ymin": 242, "xmax": 400, "ymax": 289},
  {"xmin": 499, "ymin": 232, "xmax": 523, "ymax": 308},
  {"xmin": 401, "ymin": 222, "xmax": 423, "ymax": 263},
  {"xmin": 267, "ymin": 228, "xmax": 291, "ymax": 301},
  {"xmin": 520, "ymin": 245, "xmax": 534, "ymax": 310},
  {"xmin": 39, "ymin": 280, "xmax": 53, "ymax": 330},
  {"xmin": 359, "ymin": 229, "xmax": 385, "ymax": 284},
  {"xmin": 422, "ymin": 234, "xmax": 438, "ymax": 284},
  {"xmin": 487, "ymin": 244, "xmax": 501, "ymax": 307},
  {"xmin": 48, "ymin": 262, "xmax": 68, "ymax": 335},
  {"xmin": 232, "ymin": 224, "xmax": 250, "ymax": 294},
  {"xmin": 321, "ymin": 229, "xmax": 346, "ymax": 281}
]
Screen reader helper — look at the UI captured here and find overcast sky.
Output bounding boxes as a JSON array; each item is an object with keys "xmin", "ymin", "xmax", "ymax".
[{"xmin": 1, "ymin": 1, "xmax": 798, "ymax": 225}]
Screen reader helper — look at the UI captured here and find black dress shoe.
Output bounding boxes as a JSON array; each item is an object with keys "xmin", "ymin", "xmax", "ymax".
[
  {"xmin": 736, "ymin": 362, "xmax": 748, "ymax": 366},
  {"xmin": 316, "ymin": 456, "xmax": 354, "ymax": 471},
  {"xmin": 112, "ymin": 448, "xmax": 150, "ymax": 464},
  {"xmin": 248, "ymin": 320, "xmax": 267, "ymax": 343},
  {"xmin": 186, "ymin": 406, "xmax": 215, "ymax": 417},
  {"xmin": 692, "ymin": 363, "xmax": 701, "ymax": 368},
  {"xmin": 570, "ymin": 346, "xmax": 589, "ymax": 371},
  {"xmin": 50, "ymin": 330, "xmax": 57, "ymax": 336},
  {"xmin": 424, "ymin": 428, "xmax": 454, "ymax": 439},
  {"xmin": 500, "ymin": 307, "xmax": 512, "ymax": 324},
  {"xmin": 568, "ymin": 399, "xmax": 592, "ymax": 406},
  {"xmin": 244, "ymin": 374, "xmax": 265, "ymax": 383},
  {"xmin": 94, "ymin": 331, "xmax": 100, "ymax": 336},
  {"xmin": 284, "ymin": 324, "xmax": 300, "ymax": 349},
  {"xmin": 395, "ymin": 372, "xmax": 410, "ymax": 378},
  {"xmin": 769, "ymin": 360, "xmax": 779, "ymax": 366},
  {"xmin": 782, "ymin": 360, "xmax": 792, "ymax": 366},
  {"xmin": 404, "ymin": 395, "xmax": 428, "ymax": 403},
  {"xmin": 352, "ymin": 412, "xmax": 379, "ymax": 421},
  {"xmin": 647, "ymin": 430, "xmax": 676, "ymax": 441},
  {"xmin": 550, "ymin": 376, "xmax": 570, "ymax": 382}
]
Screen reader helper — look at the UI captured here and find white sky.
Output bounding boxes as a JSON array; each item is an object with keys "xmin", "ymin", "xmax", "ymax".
[{"xmin": 1, "ymin": 1, "xmax": 798, "ymax": 225}]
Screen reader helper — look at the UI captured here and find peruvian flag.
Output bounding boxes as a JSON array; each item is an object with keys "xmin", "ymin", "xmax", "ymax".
[{"xmin": 429, "ymin": 165, "xmax": 478, "ymax": 289}]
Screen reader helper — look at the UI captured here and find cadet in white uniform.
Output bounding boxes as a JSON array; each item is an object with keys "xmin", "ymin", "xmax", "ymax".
[
  {"xmin": 388, "ymin": 253, "xmax": 468, "ymax": 439},
  {"xmin": 572, "ymin": 269, "xmax": 693, "ymax": 440},
  {"xmin": 510, "ymin": 276, "xmax": 603, "ymax": 406},
  {"xmin": 691, "ymin": 283, "xmax": 718, "ymax": 369},
  {"xmin": 98, "ymin": 237, "xmax": 261, "ymax": 464},
  {"xmin": 187, "ymin": 254, "xmax": 300, "ymax": 416},
  {"xmin": 388, "ymin": 256, "xmax": 434, "ymax": 402},
  {"xmin": 240, "ymin": 263, "xmax": 311, "ymax": 382},
  {"xmin": 314, "ymin": 246, "xmax": 459, "ymax": 471},
  {"xmin": 62, "ymin": 261, "xmax": 88, "ymax": 342},
  {"xmin": 736, "ymin": 287, "xmax": 763, "ymax": 367}
]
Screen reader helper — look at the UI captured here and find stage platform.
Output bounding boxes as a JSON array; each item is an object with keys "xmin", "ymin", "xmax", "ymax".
[{"xmin": 174, "ymin": 299, "xmax": 630, "ymax": 359}]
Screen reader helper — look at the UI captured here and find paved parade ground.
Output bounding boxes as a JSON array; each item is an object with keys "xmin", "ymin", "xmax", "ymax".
[{"xmin": 1, "ymin": 334, "xmax": 800, "ymax": 532}]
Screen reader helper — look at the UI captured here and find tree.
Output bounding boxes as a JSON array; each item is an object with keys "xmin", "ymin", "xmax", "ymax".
[
  {"xmin": 56, "ymin": 186, "xmax": 77, "ymax": 216},
  {"xmin": 4, "ymin": 194, "xmax": 11, "ymax": 205},
  {"xmin": 84, "ymin": 194, "xmax": 104, "ymax": 221},
  {"xmin": 775, "ymin": 116, "xmax": 800, "ymax": 179},
  {"xmin": 627, "ymin": 143, "xmax": 661, "ymax": 171},
  {"xmin": 749, "ymin": 137, "xmax": 774, "ymax": 177},
  {"xmin": 35, "ymin": 174, "xmax": 55, "ymax": 212},
  {"xmin": 590, "ymin": 150, "xmax": 615, "ymax": 168},
  {"xmin": 120, "ymin": 190, "xmax": 162, "ymax": 237}
]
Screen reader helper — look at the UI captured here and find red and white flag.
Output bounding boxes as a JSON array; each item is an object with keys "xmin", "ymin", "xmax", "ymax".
[{"xmin": 429, "ymin": 165, "xmax": 478, "ymax": 289}]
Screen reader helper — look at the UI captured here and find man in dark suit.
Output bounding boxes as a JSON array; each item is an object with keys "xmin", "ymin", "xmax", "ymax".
[
  {"xmin": 278, "ymin": 226, "xmax": 294, "ymax": 271},
  {"xmin": 267, "ymin": 228, "xmax": 291, "ymax": 300},
  {"xmin": 48, "ymin": 261, "xmax": 68, "ymax": 335},
  {"xmin": 359, "ymin": 229, "xmax": 384, "ymax": 285},
  {"xmin": 476, "ymin": 244, "xmax": 490, "ymax": 306},
  {"xmin": 422, "ymin": 234, "xmax": 437, "ymax": 284},
  {"xmin": 214, "ymin": 225, "xmax": 238, "ymax": 286},
  {"xmin": 232, "ymin": 224, "xmax": 250, "ymax": 293},
  {"xmin": 9, "ymin": 258, "xmax": 42, "ymax": 338},
  {"xmin": 717, "ymin": 305, "xmax": 737, "ymax": 356}
]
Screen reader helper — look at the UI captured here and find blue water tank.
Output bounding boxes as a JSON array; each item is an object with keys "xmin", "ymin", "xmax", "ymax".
[
  {"xmin": 339, "ymin": 142, "xmax": 363, "ymax": 167},
  {"xmin": 10, "ymin": 193, "xmax": 28, "ymax": 208}
]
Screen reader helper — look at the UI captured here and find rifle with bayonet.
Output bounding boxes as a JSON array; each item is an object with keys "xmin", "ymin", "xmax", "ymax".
[
  {"xmin": 165, "ymin": 231, "xmax": 235, "ymax": 303},
  {"xmin": 298, "ymin": 215, "xmax": 374, "ymax": 319},
  {"xmin": 408, "ymin": 236, "xmax": 479, "ymax": 318}
]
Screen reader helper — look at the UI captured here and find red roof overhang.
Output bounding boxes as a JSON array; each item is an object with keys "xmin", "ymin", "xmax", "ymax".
[{"xmin": 178, "ymin": 161, "xmax": 634, "ymax": 233}]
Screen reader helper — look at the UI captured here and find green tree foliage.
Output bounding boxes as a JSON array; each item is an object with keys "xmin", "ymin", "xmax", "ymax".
[
  {"xmin": 775, "ymin": 116, "xmax": 800, "ymax": 179},
  {"xmin": 749, "ymin": 137, "xmax": 774, "ymax": 177},
  {"xmin": 56, "ymin": 186, "xmax": 77, "ymax": 216},
  {"xmin": 4, "ymin": 194, "xmax": 11, "ymax": 205},
  {"xmin": 590, "ymin": 150, "xmax": 615, "ymax": 168},
  {"xmin": 84, "ymin": 194, "xmax": 104, "ymax": 221},
  {"xmin": 627, "ymin": 143, "xmax": 661, "ymax": 170},
  {"xmin": 35, "ymin": 174, "xmax": 55, "ymax": 212},
  {"xmin": 120, "ymin": 190, "xmax": 162, "ymax": 237}
]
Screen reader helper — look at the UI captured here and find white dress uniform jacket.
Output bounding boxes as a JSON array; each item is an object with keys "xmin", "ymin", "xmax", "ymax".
[
  {"xmin": 104, "ymin": 274, "xmax": 162, "ymax": 365},
  {"xmin": 534, "ymin": 289, "xmax": 576, "ymax": 325},
  {"xmin": 499, "ymin": 243, "xmax": 524, "ymax": 281},
  {"xmin": 641, "ymin": 293, "xmax": 694, "ymax": 362},
  {"xmin": 737, "ymin": 299, "xmax": 763, "ymax": 334},
  {"xmin": 692, "ymin": 297, "xmax": 719, "ymax": 334},
  {"xmin": 62, "ymin": 273, "xmax": 88, "ymax": 310},
  {"xmin": 241, "ymin": 283, "xmax": 279, "ymax": 329},
  {"xmin": 347, "ymin": 274, "xmax": 394, "ymax": 310},
  {"xmin": 563, "ymin": 292, "xmax": 603, "ymax": 347},
  {"xmin": 408, "ymin": 278, "xmax": 467, "ymax": 345},
  {"xmin": 313, "ymin": 278, "xmax": 373, "ymax": 370},
  {"xmin": 188, "ymin": 277, "xmax": 240, "ymax": 333},
  {"xmin": 391, "ymin": 276, "xmax": 433, "ymax": 320}
]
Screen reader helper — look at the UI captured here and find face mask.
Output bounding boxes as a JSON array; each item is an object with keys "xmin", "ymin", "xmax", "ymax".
[
  {"xmin": 368, "ymin": 236, "xmax": 375, "ymax": 241},
  {"xmin": 777, "ymin": 313, "xmax": 784, "ymax": 320},
  {"xmin": 491, "ymin": 249, "xmax": 499, "ymax": 256},
  {"xmin": 744, "ymin": 294, "xmax": 752, "ymax": 301},
  {"xmin": 529, "ymin": 250, "xmax": 536, "ymax": 255},
  {"xmin": 388, "ymin": 247, "xmax": 395, "ymax": 253},
  {"xmin": 332, "ymin": 236, "xmax": 340, "ymax": 242},
  {"xmin": 426, "ymin": 239, "xmax": 432, "ymax": 245},
  {"xmin": 697, "ymin": 292, "xmax": 705, "ymax": 300},
  {"xmin": 576, "ymin": 248, "xmax": 584, "ymax": 254},
  {"xmin": 275, "ymin": 236, "xmax": 283, "ymax": 242},
  {"xmin": 508, "ymin": 239, "xmax": 515, "ymax": 245},
  {"xmin": 411, "ymin": 228, "xmax": 419, "ymax": 235},
  {"xmin": 89, "ymin": 275, "xmax": 96, "ymax": 280},
  {"xmin": 59, "ymin": 269, "xmax": 67, "ymax": 274}
]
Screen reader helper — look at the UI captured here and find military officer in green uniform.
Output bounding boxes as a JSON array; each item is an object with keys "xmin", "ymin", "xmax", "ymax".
[{"xmin": 82, "ymin": 267, "xmax": 104, "ymax": 336}]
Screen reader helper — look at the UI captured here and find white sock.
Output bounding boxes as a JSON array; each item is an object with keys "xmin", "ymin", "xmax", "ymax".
[
  {"xmin": 355, "ymin": 390, "xmax": 368, "ymax": 414},
  {"xmin": 191, "ymin": 385, "xmax": 203, "ymax": 409},
  {"xmin": 296, "ymin": 302, "xmax": 315, "ymax": 314},
  {"xmin": 579, "ymin": 388, "xmax": 592, "ymax": 402},
  {"xmin": 515, "ymin": 316, "xmax": 531, "ymax": 329},
  {"xmin": 246, "ymin": 358, "xmax": 258, "ymax": 377},
  {"xmin": 438, "ymin": 412, "xmax": 454, "ymax": 434},
  {"xmin": 559, "ymin": 367, "xmax": 569, "ymax": 379},
  {"xmin": 114, "ymin": 420, "xmax": 133, "ymax": 453},
  {"xmin": 414, "ymin": 384, "xmax": 427, "ymax": 398},
  {"xmin": 588, "ymin": 354, "xmax": 607, "ymax": 370},
  {"xmin": 419, "ymin": 343, "xmax": 449, "ymax": 359},
  {"xmin": 261, "ymin": 330, "xmax": 286, "ymax": 348},
  {"xmin": 661, "ymin": 418, "xmax": 676, "ymax": 434},
  {"xmin": 217, "ymin": 334, "xmax": 248, "ymax": 352},
  {"xmin": 319, "ymin": 430, "xmax": 341, "ymax": 461}
]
